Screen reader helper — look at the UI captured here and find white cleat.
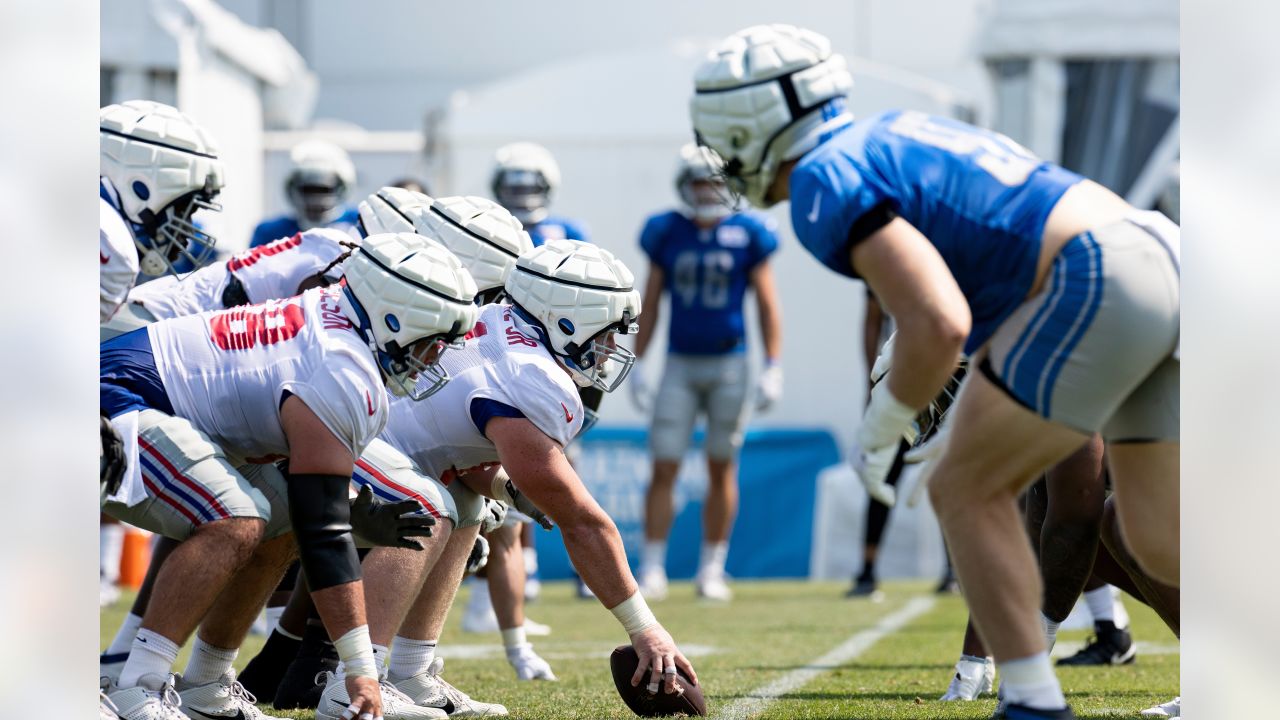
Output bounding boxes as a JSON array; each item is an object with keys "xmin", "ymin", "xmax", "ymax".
[
  {"xmin": 315, "ymin": 671, "xmax": 446, "ymax": 720},
  {"xmin": 639, "ymin": 566, "xmax": 669, "ymax": 601},
  {"xmin": 506, "ymin": 642, "xmax": 557, "ymax": 681},
  {"xmin": 391, "ymin": 658, "xmax": 509, "ymax": 717},
  {"xmin": 1140, "ymin": 696, "xmax": 1180, "ymax": 717},
  {"xmin": 177, "ymin": 669, "xmax": 283, "ymax": 719},
  {"xmin": 523, "ymin": 618, "xmax": 552, "ymax": 636},
  {"xmin": 101, "ymin": 688, "xmax": 122, "ymax": 720},
  {"xmin": 695, "ymin": 573, "xmax": 733, "ymax": 602},
  {"xmin": 461, "ymin": 602, "xmax": 500, "ymax": 634},
  {"xmin": 101, "ymin": 581, "xmax": 122, "ymax": 608},
  {"xmin": 939, "ymin": 656, "xmax": 995, "ymax": 701},
  {"xmin": 107, "ymin": 673, "xmax": 191, "ymax": 720}
]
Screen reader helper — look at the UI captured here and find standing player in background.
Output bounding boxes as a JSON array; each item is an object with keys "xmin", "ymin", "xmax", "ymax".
[
  {"xmin": 692, "ymin": 25, "xmax": 1178, "ymax": 720},
  {"xmin": 629, "ymin": 144, "xmax": 783, "ymax": 602},
  {"xmin": 491, "ymin": 141, "xmax": 595, "ymax": 598},
  {"xmin": 251, "ymin": 139, "xmax": 361, "ymax": 248}
]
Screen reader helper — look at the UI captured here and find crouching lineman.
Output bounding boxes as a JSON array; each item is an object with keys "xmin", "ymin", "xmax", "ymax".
[
  {"xmin": 100, "ymin": 232, "xmax": 478, "ymax": 720},
  {"xmin": 692, "ymin": 25, "xmax": 1178, "ymax": 720}
]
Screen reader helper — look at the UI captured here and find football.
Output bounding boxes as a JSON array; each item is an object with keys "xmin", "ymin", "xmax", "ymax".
[{"xmin": 609, "ymin": 645, "xmax": 707, "ymax": 717}]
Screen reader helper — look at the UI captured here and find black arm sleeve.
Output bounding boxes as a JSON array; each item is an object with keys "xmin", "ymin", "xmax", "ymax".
[
  {"xmin": 286, "ymin": 472, "xmax": 362, "ymax": 591},
  {"xmin": 844, "ymin": 201, "xmax": 899, "ymax": 278}
]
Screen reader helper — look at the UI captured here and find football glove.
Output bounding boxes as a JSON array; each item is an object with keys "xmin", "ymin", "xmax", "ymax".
[
  {"xmin": 755, "ymin": 360, "xmax": 783, "ymax": 412},
  {"xmin": 100, "ymin": 412, "xmax": 127, "ymax": 496},
  {"xmin": 466, "ymin": 534, "xmax": 490, "ymax": 575},
  {"xmin": 348, "ymin": 484, "xmax": 435, "ymax": 550},
  {"xmin": 481, "ymin": 498, "xmax": 508, "ymax": 535}
]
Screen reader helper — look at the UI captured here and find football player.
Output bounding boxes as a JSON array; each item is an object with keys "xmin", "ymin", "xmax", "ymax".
[
  {"xmin": 100, "ymin": 232, "xmax": 478, "ymax": 720},
  {"xmin": 691, "ymin": 25, "xmax": 1179, "ymax": 720},
  {"xmin": 251, "ymin": 139, "xmax": 361, "ymax": 247},
  {"xmin": 628, "ymin": 143, "xmax": 782, "ymax": 602},
  {"xmin": 100, "ymin": 100, "xmax": 223, "ymax": 323},
  {"xmin": 491, "ymin": 142, "xmax": 589, "ymax": 246}
]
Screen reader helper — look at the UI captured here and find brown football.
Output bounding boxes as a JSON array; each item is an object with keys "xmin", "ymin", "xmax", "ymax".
[{"xmin": 609, "ymin": 645, "xmax": 707, "ymax": 717}]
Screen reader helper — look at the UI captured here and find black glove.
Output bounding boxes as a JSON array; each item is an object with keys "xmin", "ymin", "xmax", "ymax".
[
  {"xmin": 348, "ymin": 485, "xmax": 435, "ymax": 550},
  {"xmin": 505, "ymin": 478, "xmax": 554, "ymax": 530},
  {"xmin": 101, "ymin": 413, "xmax": 127, "ymax": 495}
]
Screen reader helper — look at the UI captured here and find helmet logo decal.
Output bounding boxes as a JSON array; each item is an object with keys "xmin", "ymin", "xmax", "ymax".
[
  {"xmin": 727, "ymin": 126, "xmax": 750, "ymax": 150},
  {"xmin": 557, "ymin": 318, "xmax": 576, "ymax": 335},
  {"xmin": 131, "ymin": 181, "xmax": 150, "ymax": 200},
  {"xmin": 384, "ymin": 313, "xmax": 401, "ymax": 332}
]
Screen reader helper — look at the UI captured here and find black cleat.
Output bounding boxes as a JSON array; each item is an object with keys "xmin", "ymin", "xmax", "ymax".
[
  {"xmin": 273, "ymin": 623, "xmax": 339, "ymax": 709},
  {"xmin": 1056, "ymin": 620, "xmax": 1137, "ymax": 666},
  {"xmin": 993, "ymin": 703, "xmax": 1075, "ymax": 719},
  {"xmin": 238, "ymin": 628, "xmax": 302, "ymax": 701},
  {"xmin": 935, "ymin": 575, "xmax": 961, "ymax": 595},
  {"xmin": 845, "ymin": 573, "xmax": 881, "ymax": 599}
]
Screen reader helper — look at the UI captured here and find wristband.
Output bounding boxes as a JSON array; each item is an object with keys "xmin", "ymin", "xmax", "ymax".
[
  {"xmin": 609, "ymin": 590, "xmax": 658, "ymax": 636},
  {"xmin": 857, "ymin": 380, "xmax": 917, "ymax": 449},
  {"xmin": 334, "ymin": 625, "xmax": 378, "ymax": 679},
  {"xmin": 490, "ymin": 468, "xmax": 514, "ymax": 505}
]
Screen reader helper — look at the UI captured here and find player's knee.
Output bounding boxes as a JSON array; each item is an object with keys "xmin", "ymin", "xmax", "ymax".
[
  {"xmin": 1124, "ymin": 523, "xmax": 1179, "ymax": 586},
  {"xmin": 201, "ymin": 516, "xmax": 266, "ymax": 560}
]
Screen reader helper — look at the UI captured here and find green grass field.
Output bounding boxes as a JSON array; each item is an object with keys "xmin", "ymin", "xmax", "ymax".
[{"xmin": 101, "ymin": 580, "xmax": 1178, "ymax": 719}]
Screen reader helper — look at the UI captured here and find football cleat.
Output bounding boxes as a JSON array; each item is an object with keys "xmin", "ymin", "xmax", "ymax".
[
  {"xmin": 845, "ymin": 576, "xmax": 884, "ymax": 602},
  {"xmin": 506, "ymin": 643, "xmax": 558, "ymax": 681},
  {"xmin": 523, "ymin": 618, "xmax": 552, "ymax": 637},
  {"xmin": 639, "ymin": 566, "xmax": 669, "ymax": 602},
  {"xmin": 1056, "ymin": 621, "xmax": 1136, "ymax": 666},
  {"xmin": 390, "ymin": 658, "xmax": 509, "ymax": 717},
  {"xmin": 460, "ymin": 598, "xmax": 499, "ymax": 634},
  {"xmin": 940, "ymin": 656, "xmax": 995, "ymax": 701},
  {"xmin": 695, "ymin": 572, "xmax": 733, "ymax": 602},
  {"xmin": 1140, "ymin": 696, "xmax": 1180, "ymax": 717},
  {"xmin": 106, "ymin": 673, "xmax": 191, "ymax": 720},
  {"xmin": 270, "ymin": 625, "xmax": 338, "ymax": 709},
  {"xmin": 991, "ymin": 703, "xmax": 1075, "ymax": 719},
  {"xmin": 101, "ymin": 686, "xmax": 122, "ymax": 720},
  {"xmin": 177, "ymin": 670, "xmax": 283, "ymax": 720},
  {"xmin": 314, "ymin": 671, "xmax": 445, "ymax": 720}
]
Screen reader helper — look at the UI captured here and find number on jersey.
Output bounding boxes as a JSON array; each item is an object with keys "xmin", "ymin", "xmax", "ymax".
[
  {"xmin": 888, "ymin": 111, "xmax": 1039, "ymax": 187},
  {"xmin": 673, "ymin": 250, "xmax": 733, "ymax": 309},
  {"xmin": 210, "ymin": 297, "xmax": 305, "ymax": 351}
]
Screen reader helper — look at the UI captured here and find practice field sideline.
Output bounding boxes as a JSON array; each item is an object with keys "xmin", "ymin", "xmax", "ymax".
[{"xmin": 100, "ymin": 580, "xmax": 1179, "ymax": 720}]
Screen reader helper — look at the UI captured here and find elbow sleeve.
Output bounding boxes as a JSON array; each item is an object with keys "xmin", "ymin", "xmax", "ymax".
[{"xmin": 286, "ymin": 472, "xmax": 362, "ymax": 591}]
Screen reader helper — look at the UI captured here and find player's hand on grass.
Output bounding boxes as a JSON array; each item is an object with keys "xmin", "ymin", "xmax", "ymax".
[
  {"xmin": 349, "ymin": 484, "xmax": 435, "ymax": 550},
  {"xmin": 629, "ymin": 358, "xmax": 652, "ymax": 412},
  {"xmin": 342, "ymin": 675, "xmax": 382, "ymax": 720},
  {"xmin": 631, "ymin": 624, "xmax": 698, "ymax": 694}
]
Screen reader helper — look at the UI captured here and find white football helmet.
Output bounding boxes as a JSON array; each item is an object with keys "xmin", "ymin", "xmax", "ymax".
[
  {"xmin": 413, "ymin": 196, "xmax": 533, "ymax": 305},
  {"xmin": 286, "ymin": 139, "xmax": 357, "ymax": 229},
  {"xmin": 504, "ymin": 239, "xmax": 641, "ymax": 392},
  {"xmin": 675, "ymin": 143, "xmax": 731, "ymax": 223},
  {"xmin": 339, "ymin": 232, "xmax": 479, "ymax": 400},
  {"xmin": 357, "ymin": 186, "xmax": 434, "ymax": 237},
  {"xmin": 100, "ymin": 100, "xmax": 225, "ymax": 276},
  {"xmin": 491, "ymin": 142, "xmax": 560, "ymax": 226},
  {"xmin": 691, "ymin": 24, "xmax": 854, "ymax": 208}
]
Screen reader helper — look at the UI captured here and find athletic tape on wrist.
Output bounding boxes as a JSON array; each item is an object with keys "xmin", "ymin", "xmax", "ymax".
[
  {"xmin": 610, "ymin": 591, "xmax": 658, "ymax": 636},
  {"xmin": 858, "ymin": 381, "xmax": 918, "ymax": 449},
  {"xmin": 334, "ymin": 625, "xmax": 379, "ymax": 679},
  {"xmin": 490, "ymin": 469, "xmax": 514, "ymax": 505}
]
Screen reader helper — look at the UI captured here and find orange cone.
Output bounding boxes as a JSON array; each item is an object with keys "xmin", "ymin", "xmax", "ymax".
[{"xmin": 118, "ymin": 527, "xmax": 153, "ymax": 589}]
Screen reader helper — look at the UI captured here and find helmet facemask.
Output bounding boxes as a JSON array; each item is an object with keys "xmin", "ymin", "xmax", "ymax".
[
  {"xmin": 558, "ymin": 314, "xmax": 640, "ymax": 393},
  {"xmin": 493, "ymin": 169, "xmax": 551, "ymax": 225},
  {"xmin": 137, "ymin": 179, "xmax": 222, "ymax": 276},
  {"xmin": 381, "ymin": 334, "xmax": 464, "ymax": 401},
  {"xmin": 288, "ymin": 170, "xmax": 346, "ymax": 227}
]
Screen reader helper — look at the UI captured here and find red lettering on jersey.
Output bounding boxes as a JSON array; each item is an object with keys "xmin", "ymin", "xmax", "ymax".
[
  {"xmin": 209, "ymin": 297, "xmax": 306, "ymax": 351},
  {"xmin": 439, "ymin": 461, "xmax": 500, "ymax": 487},
  {"xmin": 318, "ymin": 293, "xmax": 353, "ymax": 331},
  {"xmin": 227, "ymin": 233, "xmax": 304, "ymax": 272},
  {"xmin": 505, "ymin": 325, "xmax": 538, "ymax": 348},
  {"xmin": 464, "ymin": 321, "xmax": 488, "ymax": 340}
]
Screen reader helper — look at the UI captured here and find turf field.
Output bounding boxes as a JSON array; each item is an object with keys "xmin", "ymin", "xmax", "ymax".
[{"xmin": 101, "ymin": 580, "xmax": 1178, "ymax": 719}]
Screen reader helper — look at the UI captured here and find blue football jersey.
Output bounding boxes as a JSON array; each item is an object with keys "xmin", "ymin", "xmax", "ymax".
[
  {"xmin": 789, "ymin": 110, "xmax": 1085, "ymax": 353},
  {"xmin": 250, "ymin": 207, "xmax": 361, "ymax": 248},
  {"xmin": 640, "ymin": 210, "xmax": 778, "ymax": 355},
  {"xmin": 527, "ymin": 215, "xmax": 590, "ymax": 247}
]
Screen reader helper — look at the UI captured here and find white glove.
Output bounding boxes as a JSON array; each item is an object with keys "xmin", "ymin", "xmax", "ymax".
[
  {"xmin": 756, "ymin": 360, "xmax": 783, "ymax": 412},
  {"xmin": 507, "ymin": 642, "xmax": 557, "ymax": 681},
  {"xmin": 870, "ymin": 332, "xmax": 896, "ymax": 385},
  {"xmin": 903, "ymin": 413, "xmax": 952, "ymax": 508},
  {"xmin": 629, "ymin": 358, "xmax": 652, "ymax": 412},
  {"xmin": 852, "ymin": 378, "xmax": 917, "ymax": 508},
  {"xmin": 480, "ymin": 498, "xmax": 508, "ymax": 535}
]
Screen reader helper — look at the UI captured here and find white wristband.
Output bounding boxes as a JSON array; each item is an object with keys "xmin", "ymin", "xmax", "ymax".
[
  {"xmin": 334, "ymin": 625, "xmax": 378, "ymax": 679},
  {"xmin": 610, "ymin": 590, "xmax": 658, "ymax": 636},
  {"xmin": 490, "ymin": 468, "xmax": 514, "ymax": 505},
  {"xmin": 858, "ymin": 380, "xmax": 918, "ymax": 449}
]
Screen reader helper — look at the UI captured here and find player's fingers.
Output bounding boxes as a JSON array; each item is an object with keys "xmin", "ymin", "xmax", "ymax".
[
  {"xmin": 341, "ymin": 701, "xmax": 361, "ymax": 720},
  {"xmin": 630, "ymin": 649, "xmax": 650, "ymax": 687},
  {"xmin": 675, "ymin": 652, "xmax": 698, "ymax": 686},
  {"xmin": 648, "ymin": 653, "xmax": 664, "ymax": 694}
]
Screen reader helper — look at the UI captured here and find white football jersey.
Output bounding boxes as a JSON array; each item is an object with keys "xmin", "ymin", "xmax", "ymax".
[
  {"xmin": 382, "ymin": 303, "xmax": 583, "ymax": 484},
  {"xmin": 148, "ymin": 286, "xmax": 388, "ymax": 462},
  {"xmin": 100, "ymin": 194, "xmax": 140, "ymax": 323},
  {"xmin": 129, "ymin": 228, "xmax": 351, "ymax": 320}
]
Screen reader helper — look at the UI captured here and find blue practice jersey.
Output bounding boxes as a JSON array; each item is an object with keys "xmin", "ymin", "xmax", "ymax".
[
  {"xmin": 640, "ymin": 210, "xmax": 778, "ymax": 355},
  {"xmin": 789, "ymin": 110, "xmax": 1084, "ymax": 353},
  {"xmin": 250, "ymin": 207, "xmax": 361, "ymax": 248},
  {"xmin": 527, "ymin": 215, "xmax": 590, "ymax": 247}
]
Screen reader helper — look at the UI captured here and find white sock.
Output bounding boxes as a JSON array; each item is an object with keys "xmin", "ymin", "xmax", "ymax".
[
  {"xmin": 1111, "ymin": 586, "xmax": 1131, "ymax": 629},
  {"xmin": 1041, "ymin": 612, "xmax": 1061, "ymax": 651},
  {"xmin": 642, "ymin": 541, "xmax": 667, "ymax": 572},
  {"xmin": 523, "ymin": 546, "xmax": 539, "ymax": 575},
  {"xmin": 106, "ymin": 613, "xmax": 143, "ymax": 656},
  {"xmin": 264, "ymin": 606, "xmax": 285, "ymax": 635},
  {"xmin": 468, "ymin": 579, "xmax": 492, "ymax": 612},
  {"xmin": 389, "ymin": 637, "xmax": 437, "ymax": 679},
  {"xmin": 1084, "ymin": 586, "xmax": 1114, "ymax": 623},
  {"xmin": 118, "ymin": 629, "xmax": 180, "ymax": 689},
  {"xmin": 699, "ymin": 541, "xmax": 729, "ymax": 577},
  {"xmin": 501, "ymin": 626, "xmax": 528, "ymax": 650},
  {"xmin": 101, "ymin": 524, "xmax": 126, "ymax": 584},
  {"xmin": 997, "ymin": 653, "xmax": 1066, "ymax": 710},
  {"xmin": 182, "ymin": 637, "xmax": 237, "ymax": 686}
]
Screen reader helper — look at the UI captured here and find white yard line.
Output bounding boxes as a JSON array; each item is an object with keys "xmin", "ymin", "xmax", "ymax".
[{"xmin": 712, "ymin": 595, "xmax": 938, "ymax": 720}]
